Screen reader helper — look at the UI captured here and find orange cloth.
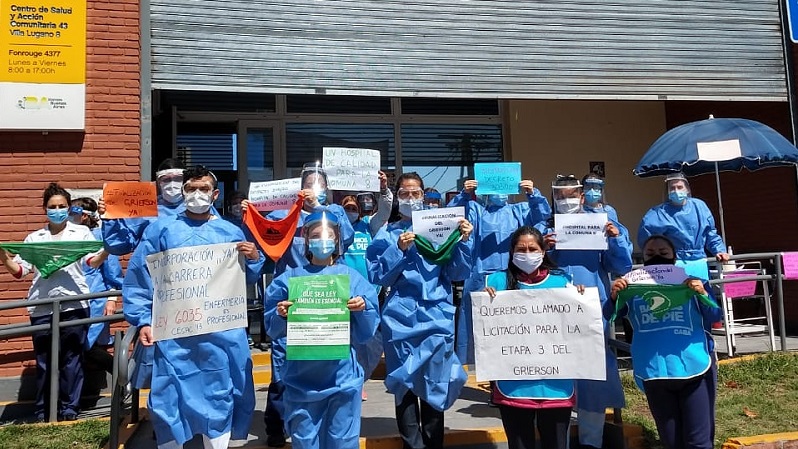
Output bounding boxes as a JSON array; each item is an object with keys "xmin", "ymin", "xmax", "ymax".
[{"xmin": 243, "ymin": 193, "xmax": 304, "ymax": 262}]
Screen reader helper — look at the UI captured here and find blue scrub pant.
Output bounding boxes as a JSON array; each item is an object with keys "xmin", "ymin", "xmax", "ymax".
[
  {"xmin": 643, "ymin": 361, "xmax": 717, "ymax": 449},
  {"xmin": 455, "ymin": 274, "xmax": 485, "ymax": 365},
  {"xmin": 31, "ymin": 308, "xmax": 88, "ymax": 419},
  {"xmin": 285, "ymin": 387, "xmax": 361, "ymax": 449}
]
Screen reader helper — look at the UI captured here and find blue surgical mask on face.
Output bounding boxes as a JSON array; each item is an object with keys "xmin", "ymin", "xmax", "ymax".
[
  {"xmin": 308, "ymin": 238, "xmax": 336, "ymax": 259},
  {"xmin": 487, "ymin": 194, "xmax": 508, "ymax": 207},
  {"xmin": 584, "ymin": 189, "xmax": 602, "ymax": 205},
  {"xmin": 669, "ymin": 190, "xmax": 688, "ymax": 204},
  {"xmin": 47, "ymin": 208, "xmax": 68, "ymax": 225}
]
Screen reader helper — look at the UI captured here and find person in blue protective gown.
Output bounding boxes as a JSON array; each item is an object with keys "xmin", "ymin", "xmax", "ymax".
[
  {"xmin": 339, "ymin": 180, "xmax": 393, "ymax": 397},
  {"xmin": 610, "ymin": 235, "xmax": 721, "ymax": 449},
  {"xmin": 581, "ymin": 173, "xmax": 621, "ymax": 223},
  {"xmin": 446, "ymin": 177, "xmax": 551, "ymax": 364},
  {"xmin": 366, "ymin": 172, "xmax": 474, "ymax": 449},
  {"xmin": 484, "ymin": 226, "xmax": 584, "ymax": 449},
  {"xmin": 265, "ymin": 210, "xmax": 380, "ymax": 449},
  {"xmin": 68, "ymin": 198, "xmax": 123, "ymax": 380},
  {"xmin": 123, "ymin": 166, "xmax": 265, "ymax": 449},
  {"xmin": 638, "ymin": 173, "xmax": 729, "ymax": 281},
  {"xmin": 249, "ymin": 163, "xmax": 355, "ymax": 448},
  {"xmin": 100, "ymin": 158, "xmax": 186, "ymax": 256},
  {"xmin": 544, "ymin": 175, "xmax": 633, "ymax": 449}
]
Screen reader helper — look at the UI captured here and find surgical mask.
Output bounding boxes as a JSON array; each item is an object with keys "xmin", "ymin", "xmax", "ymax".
[
  {"xmin": 398, "ymin": 198, "xmax": 424, "ymax": 217},
  {"xmin": 644, "ymin": 255, "xmax": 676, "ymax": 266},
  {"xmin": 555, "ymin": 198, "xmax": 581, "ymax": 214},
  {"xmin": 487, "ymin": 194, "xmax": 508, "ymax": 207},
  {"xmin": 346, "ymin": 211, "xmax": 360, "ymax": 224},
  {"xmin": 47, "ymin": 208, "xmax": 69, "ymax": 225},
  {"xmin": 313, "ymin": 187, "xmax": 327, "ymax": 205},
  {"xmin": 159, "ymin": 181, "xmax": 183, "ymax": 204},
  {"xmin": 308, "ymin": 238, "xmax": 337, "ymax": 259},
  {"xmin": 426, "ymin": 203, "xmax": 439, "ymax": 209},
  {"xmin": 231, "ymin": 204, "xmax": 243, "ymax": 218},
  {"xmin": 668, "ymin": 190, "xmax": 688, "ymax": 204},
  {"xmin": 584, "ymin": 189, "xmax": 602, "ymax": 205},
  {"xmin": 184, "ymin": 190, "xmax": 213, "ymax": 214},
  {"xmin": 513, "ymin": 252, "xmax": 544, "ymax": 274}
]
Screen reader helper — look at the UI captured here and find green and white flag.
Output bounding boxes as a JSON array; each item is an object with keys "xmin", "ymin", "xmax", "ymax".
[
  {"xmin": 0, "ymin": 241, "xmax": 103, "ymax": 279},
  {"xmin": 613, "ymin": 284, "xmax": 717, "ymax": 321},
  {"xmin": 287, "ymin": 274, "xmax": 350, "ymax": 360}
]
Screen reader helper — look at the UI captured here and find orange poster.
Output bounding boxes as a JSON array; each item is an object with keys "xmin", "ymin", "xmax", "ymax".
[{"xmin": 102, "ymin": 181, "xmax": 159, "ymax": 219}]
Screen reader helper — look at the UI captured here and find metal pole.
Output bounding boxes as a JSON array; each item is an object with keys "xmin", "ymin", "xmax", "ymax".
[
  {"xmin": 714, "ymin": 162, "xmax": 727, "ymax": 243},
  {"xmin": 47, "ymin": 301, "xmax": 60, "ymax": 423},
  {"xmin": 775, "ymin": 253, "xmax": 788, "ymax": 351}
]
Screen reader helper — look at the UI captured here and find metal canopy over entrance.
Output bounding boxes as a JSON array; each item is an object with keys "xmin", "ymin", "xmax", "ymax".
[{"xmin": 149, "ymin": 0, "xmax": 787, "ymax": 101}]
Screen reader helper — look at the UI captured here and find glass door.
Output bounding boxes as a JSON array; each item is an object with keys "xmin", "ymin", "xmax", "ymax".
[{"xmin": 237, "ymin": 120, "xmax": 281, "ymax": 194}]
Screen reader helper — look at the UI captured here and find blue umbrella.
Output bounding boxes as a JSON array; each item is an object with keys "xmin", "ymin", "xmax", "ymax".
[{"xmin": 634, "ymin": 115, "xmax": 798, "ymax": 241}]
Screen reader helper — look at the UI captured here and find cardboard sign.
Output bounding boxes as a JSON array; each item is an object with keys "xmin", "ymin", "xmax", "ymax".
[
  {"xmin": 287, "ymin": 275, "xmax": 351, "ymax": 360},
  {"xmin": 322, "ymin": 147, "xmax": 381, "ymax": 192},
  {"xmin": 782, "ymin": 252, "xmax": 798, "ymax": 280},
  {"xmin": 248, "ymin": 178, "xmax": 301, "ymax": 211},
  {"xmin": 474, "ymin": 162, "xmax": 521, "ymax": 195},
  {"xmin": 554, "ymin": 213, "xmax": 608, "ymax": 250},
  {"xmin": 623, "ymin": 265, "xmax": 688, "ymax": 285},
  {"xmin": 147, "ymin": 243, "xmax": 247, "ymax": 342},
  {"xmin": 102, "ymin": 182, "xmax": 158, "ymax": 219},
  {"xmin": 411, "ymin": 206, "xmax": 465, "ymax": 248},
  {"xmin": 722, "ymin": 269, "xmax": 758, "ymax": 298},
  {"xmin": 471, "ymin": 286, "xmax": 606, "ymax": 382}
]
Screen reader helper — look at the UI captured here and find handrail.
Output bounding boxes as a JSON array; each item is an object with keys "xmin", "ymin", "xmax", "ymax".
[
  {"xmin": 0, "ymin": 290, "xmax": 122, "ymax": 312},
  {"xmin": 117, "ymin": 325, "xmax": 139, "ymax": 388}
]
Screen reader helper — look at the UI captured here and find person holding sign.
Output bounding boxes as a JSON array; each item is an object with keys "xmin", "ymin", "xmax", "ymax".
[
  {"xmin": 446, "ymin": 176, "xmax": 551, "ymax": 364},
  {"xmin": 610, "ymin": 235, "xmax": 720, "ymax": 449},
  {"xmin": 366, "ymin": 172, "xmax": 474, "ymax": 449},
  {"xmin": 264, "ymin": 211, "xmax": 379, "ymax": 449},
  {"xmin": 483, "ymin": 226, "xmax": 584, "ymax": 449},
  {"xmin": 544, "ymin": 174, "xmax": 632, "ymax": 449},
  {"xmin": 101, "ymin": 158, "xmax": 186, "ymax": 256},
  {"xmin": 123, "ymin": 166, "xmax": 265, "ymax": 449},
  {"xmin": 0, "ymin": 183, "xmax": 108, "ymax": 422},
  {"xmin": 638, "ymin": 173, "xmax": 729, "ymax": 281}
]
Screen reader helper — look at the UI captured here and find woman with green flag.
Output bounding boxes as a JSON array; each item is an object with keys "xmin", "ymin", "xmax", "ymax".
[
  {"xmin": 0, "ymin": 183, "xmax": 107, "ymax": 422},
  {"xmin": 610, "ymin": 235, "xmax": 721, "ymax": 449},
  {"xmin": 366, "ymin": 172, "xmax": 474, "ymax": 449}
]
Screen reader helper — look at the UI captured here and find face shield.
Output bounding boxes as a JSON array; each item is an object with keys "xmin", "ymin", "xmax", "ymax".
[
  {"xmin": 424, "ymin": 191, "xmax": 442, "ymax": 209},
  {"xmin": 664, "ymin": 173, "xmax": 691, "ymax": 204},
  {"xmin": 301, "ymin": 162, "xmax": 329, "ymax": 205},
  {"xmin": 341, "ymin": 195, "xmax": 361, "ymax": 224},
  {"xmin": 357, "ymin": 192, "xmax": 376, "ymax": 214},
  {"xmin": 551, "ymin": 179, "xmax": 583, "ymax": 214},
  {"xmin": 156, "ymin": 168, "xmax": 184, "ymax": 204},
  {"xmin": 483, "ymin": 194, "xmax": 509, "ymax": 208},
  {"xmin": 303, "ymin": 210, "xmax": 341, "ymax": 260},
  {"xmin": 68, "ymin": 206, "xmax": 85, "ymax": 225},
  {"xmin": 582, "ymin": 177, "xmax": 605, "ymax": 207}
]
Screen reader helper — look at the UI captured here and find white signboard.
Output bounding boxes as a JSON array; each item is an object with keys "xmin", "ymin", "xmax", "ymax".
[
  {"xmin": 248, "ymin": 178, "xmax": 301, "ymax": 211},
  {"xmin": 554, "ymin": 213, "xmax": 608, "ymax": 250},
  {"xmin": 67, "ymin": 188, "xmax": 103, "ymax": 203},
  {"xmin": 147, "ymin": 242, "xmax": 247, "ymax": 342},
  {"xmin": 696, "ymin": 139, "xmax": 742, "ymax": 162},
  {"xmin": 322, "ymin": 147, "xmax": 381, "ymax": 192},
  {"xmin": 471, "ymin": 287, "xmax": 606, "ymax": 382},
  {"xmin": 623, "ymin": 264, "xmax": 688, "ymax": 285},
  {"xmin": 411, "ymin": 206, "xmax": 465, "ymax": 247}
]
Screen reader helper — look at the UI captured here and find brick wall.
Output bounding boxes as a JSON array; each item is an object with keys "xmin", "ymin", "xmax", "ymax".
[{"xmin": 0, "ymin": 0, "xmax": 141, "ymax": 377}]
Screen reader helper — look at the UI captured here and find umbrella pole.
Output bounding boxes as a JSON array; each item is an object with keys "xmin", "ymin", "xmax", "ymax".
[{"xmin": 714, "ymin": 162, "xmax": 727, "ymax": 244}]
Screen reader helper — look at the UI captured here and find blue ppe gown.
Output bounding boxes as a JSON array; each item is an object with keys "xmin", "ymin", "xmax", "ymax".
[
  {"xmin": 102, "ymin": 196, "xmax": 184, "ymax": 256},
  {"xmin": 638, "ymin": 198, "xmax": 726, "ymax": 280},
  {"xmin": 366, "ymin": 219, "xmax": 473, "ymax": 411},
  {"xmin": 123, "ymin": 213, "xmax": 265, "ymax": 447},
  {"xmin": 447, "ymin": 189, "xmax": 551, "ymax": 364},
  {"xmin": 545, "ymin": 214, "xmax": 633, "ymax": 415},
  {"xmin": 265, "ymin": 263, "xmax": 380, "ymax": 449},
  {"xmin": 84, "ymin": 227, "xmax": 124, "ymax": 349}
]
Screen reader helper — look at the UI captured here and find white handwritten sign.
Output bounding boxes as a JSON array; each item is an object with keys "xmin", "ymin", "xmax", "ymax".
[
  {"xmin": 554, "ymin": 213, "xmax": 608, "ymax": 250},
  {"xmin": 411, "ymin": 206, "xmax": 465, "ymax": 247},
  {"xmin": 623, "ymin": 265, "xmax": 688, "ymax": 285},
  {"xmin": 471, "ymin": 287, "xmax": 606, "ymax": 382},
  {"xmin": 322, "ymin": 147, "xmax": 381, "ymax": 192},
  {"xmin": 147, "ymin": 242, "xmax": 247, "ymax": 342},
  {"xmin": 249, "ymin": 178, "xmax": 301, "ymax": 211}
]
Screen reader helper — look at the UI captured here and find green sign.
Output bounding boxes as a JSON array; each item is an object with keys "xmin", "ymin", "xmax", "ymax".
[{"xmin": 287, "ymin": 274, "xmax": 351, "ymax": 360}]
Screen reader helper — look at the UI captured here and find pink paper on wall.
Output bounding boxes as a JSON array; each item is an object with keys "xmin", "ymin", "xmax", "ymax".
[
  {"xmin": 722, "ymin": 270, "xmax": 758, "ymax": 299},
  {"xmin": 782, "ymin": 252, "xmax": 798, "ymax": 280}
]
